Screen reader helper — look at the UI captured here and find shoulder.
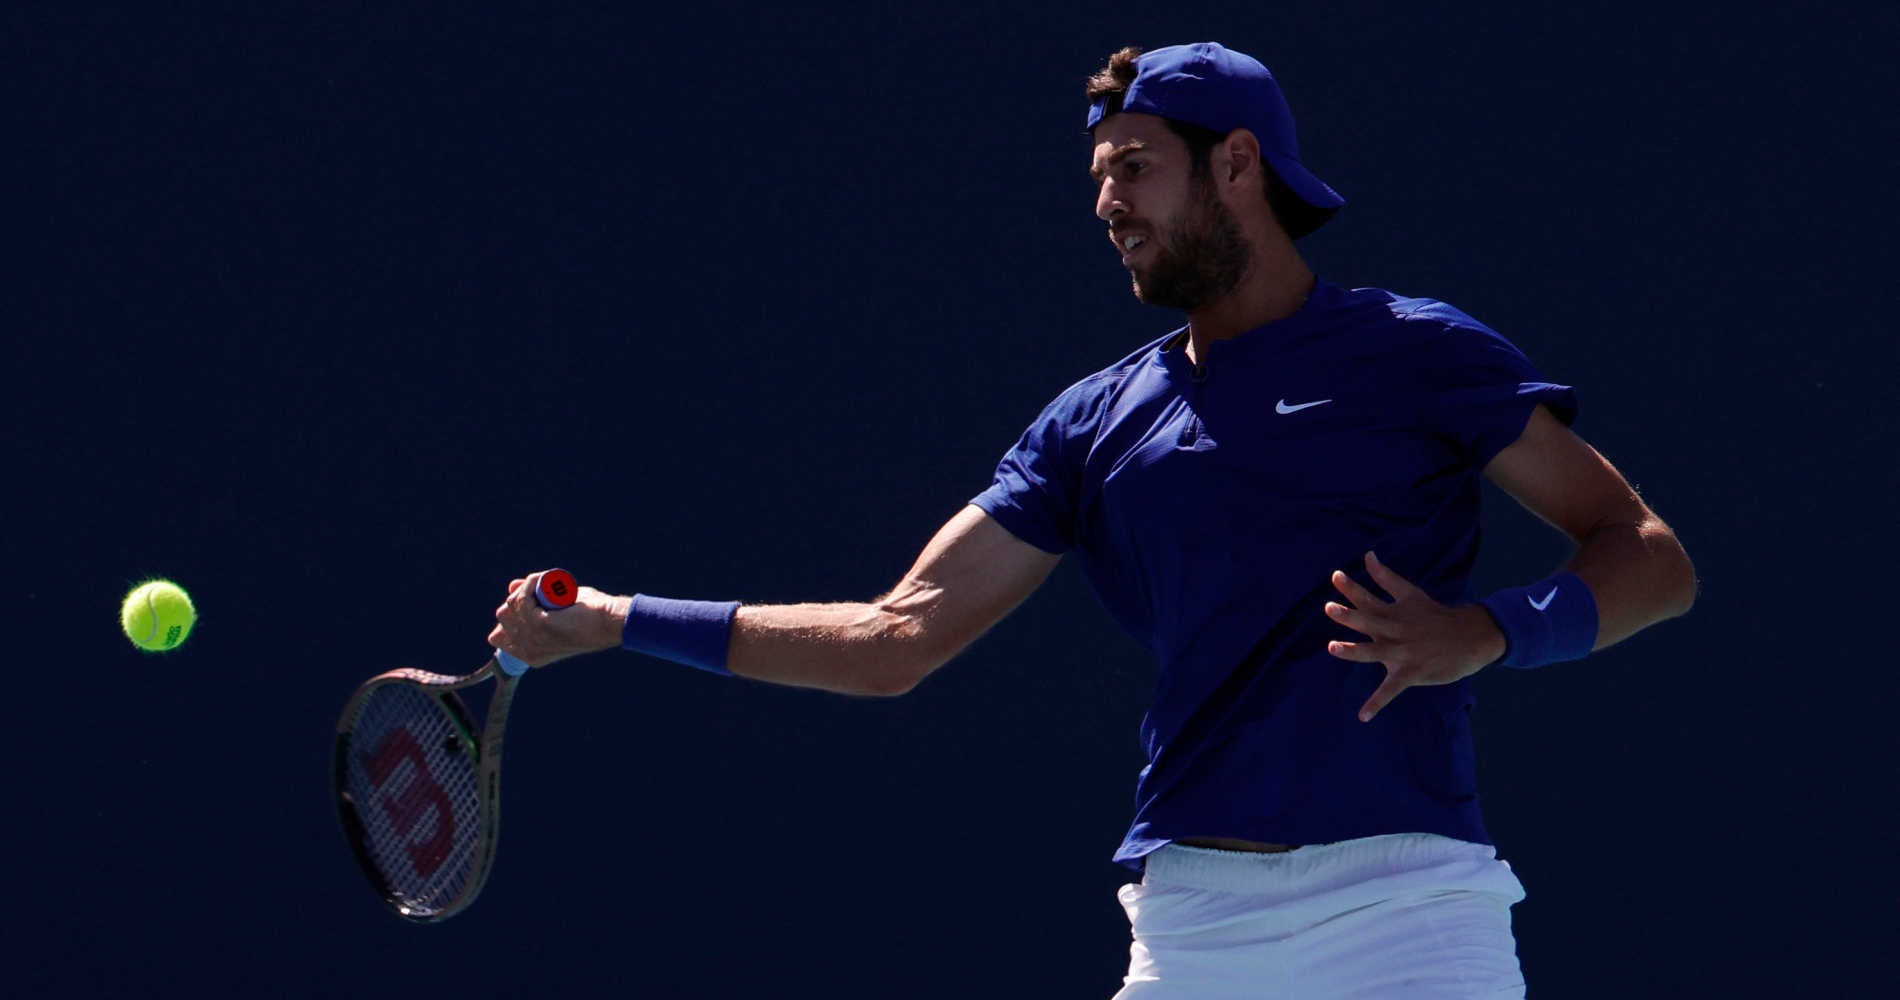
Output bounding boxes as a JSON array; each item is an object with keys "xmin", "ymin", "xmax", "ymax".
[
  {"xmin": 1330, "ymin": 284, "xmax": 1540, "ymax": 368},
  {"xmin": 1349, "ymin": 285, "xmax": 1504, "ymax": 340},
  {"xmin": 1031, "ymin": 330, "xmax": 1174, "ymax": 429}
]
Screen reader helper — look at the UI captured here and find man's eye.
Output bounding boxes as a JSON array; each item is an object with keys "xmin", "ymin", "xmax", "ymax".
[{"xmin": 1125, "ymin": 161, "xmax": 1146, "ymax": 176}]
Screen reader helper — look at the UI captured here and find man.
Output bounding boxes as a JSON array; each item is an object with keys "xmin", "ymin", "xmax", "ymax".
[{"xmin": 493, "ymin": 42, "xmax": 1695, "ymax": 997}]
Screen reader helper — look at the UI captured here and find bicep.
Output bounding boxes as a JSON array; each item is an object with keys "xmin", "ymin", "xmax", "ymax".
[
  {"xmin": 879, "ymin": 505, "xmax": 1061, "ymax": 666},
  {"xmin": 1483, "ymin": 405, "xmax": 1653, "ymax": 540}
]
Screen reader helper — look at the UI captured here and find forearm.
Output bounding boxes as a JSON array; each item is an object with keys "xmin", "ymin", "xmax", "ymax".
[
  {"xmin": 590, "ymin": 509, "xmax": 1055, "ymax": 696},
  {"xmin": 725, "ymin": 598, "xmax": 939, "ymax": 697},
  {"xmin": 1565, "ymin": 513, "xmax": 1697, "ymax": 649}
]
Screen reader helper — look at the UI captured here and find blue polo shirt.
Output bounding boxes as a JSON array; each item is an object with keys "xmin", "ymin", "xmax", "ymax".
[{"xmin": 971, "ymin": 279, "xmax": 1576, "ymax": 868}]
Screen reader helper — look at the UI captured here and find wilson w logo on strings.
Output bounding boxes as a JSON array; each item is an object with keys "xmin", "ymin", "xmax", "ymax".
[{"xmin": 359, "ymin": 727, "xmax": 458, "ymax": 878}]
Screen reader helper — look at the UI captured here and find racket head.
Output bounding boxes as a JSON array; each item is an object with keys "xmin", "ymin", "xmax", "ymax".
[{"xmin": 333, "ymin": 666, "xmax": 504, "ymax": 922}]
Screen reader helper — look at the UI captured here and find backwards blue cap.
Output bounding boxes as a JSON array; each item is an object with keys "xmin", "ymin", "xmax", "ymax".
[{"xmin": 1087, "ymin": 43, "xmax": 1344, "ymax": 237}]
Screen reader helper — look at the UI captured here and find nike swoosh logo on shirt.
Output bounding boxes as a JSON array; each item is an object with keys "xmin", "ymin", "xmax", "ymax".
[
  {"xmin": 1275, "ymin": 398, "xmax": 1332, "ymax": 414},
  {"xmin": 1529, "ymin": 587, "xmax": 1558, "ymax": 611}
]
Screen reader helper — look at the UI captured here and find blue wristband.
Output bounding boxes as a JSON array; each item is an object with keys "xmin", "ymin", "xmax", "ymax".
[
  {"xmin": 621, "ymin": 595, "xmax": 740, "ymax": 676},
  {"xmin": 1477, "ymin": 572, "xmax": 1598, "ymax": 669}
]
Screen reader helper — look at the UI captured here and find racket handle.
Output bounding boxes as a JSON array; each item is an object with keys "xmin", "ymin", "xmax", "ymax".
[{"xmin": 495, "ymin": 568, "xmax": 580, "ymax": 678}]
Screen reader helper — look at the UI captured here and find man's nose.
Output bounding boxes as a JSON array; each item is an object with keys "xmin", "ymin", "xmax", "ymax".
[{"xmin": 1096, "ymin": 178, "xmax": 1127, "ymax": 222}]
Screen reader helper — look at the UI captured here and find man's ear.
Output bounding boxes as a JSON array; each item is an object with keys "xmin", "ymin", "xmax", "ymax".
[{"xmin": 1216, "ymin": 128, "xmax": 1264, "ymax": 190}]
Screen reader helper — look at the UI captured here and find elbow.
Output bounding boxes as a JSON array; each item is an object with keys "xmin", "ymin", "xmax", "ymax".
[
  {"xmin": 853, "ymin": 616, "xmax": 949, "ymax": 698},
  {"xmin": 1670, "ymin": 548, "xmax": 1698, "ymax": 619},
  {"xmin": 858, "ymin": 664, "xmax": 924, "ymax": 698},
  {"xmin": 1656, "ymin": 531, "xmax": 1698, "ymax": 620},
  {"xmin": 856, "ymin": 653, "xmax": 948, "ymax": 698},
  {"xmin": 1587, "ymin": 516, "xmax": 1697, "ymax": 626}
]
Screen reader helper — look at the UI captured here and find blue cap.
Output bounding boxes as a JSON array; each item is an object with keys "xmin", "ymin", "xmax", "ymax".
[{"xmin": 1087, "ymin": 43, "xmax": 1344, "ymax": 236}]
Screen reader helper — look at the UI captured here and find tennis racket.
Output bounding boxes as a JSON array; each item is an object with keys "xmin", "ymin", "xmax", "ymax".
[{"xmin": 332, "ymin": 568, "xmax": 578, "ymax": 922}]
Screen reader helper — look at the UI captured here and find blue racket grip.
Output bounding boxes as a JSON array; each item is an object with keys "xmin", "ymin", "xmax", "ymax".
[{"xmin": 495, "ymin": 569, "xmax": 579, "ymax": 677}]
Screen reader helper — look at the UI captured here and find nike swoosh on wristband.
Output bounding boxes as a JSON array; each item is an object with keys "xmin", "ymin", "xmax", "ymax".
[
  {"xmin": 1529, "ymin": 587, "xmax": 1558, "ymax": 611},
  {"xmin": 1275, "ymin": 398, "xmax": 1332, "ymax": 414}
]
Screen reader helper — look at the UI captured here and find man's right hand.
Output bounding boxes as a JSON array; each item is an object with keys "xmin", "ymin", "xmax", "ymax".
[{"xmin": 489, "ymin": 571, "xmax": 629, "ymax": 669}]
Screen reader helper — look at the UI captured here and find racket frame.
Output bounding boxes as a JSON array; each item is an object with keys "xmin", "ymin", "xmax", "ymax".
[{"xmin": 333, "ymin": 657, "xmax": 520, "ymax": 923}]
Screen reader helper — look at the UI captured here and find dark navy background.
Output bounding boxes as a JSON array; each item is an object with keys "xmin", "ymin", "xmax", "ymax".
[{"xmin": 15, "ymin": 3, "xmax": 1894, "ymax": 997}]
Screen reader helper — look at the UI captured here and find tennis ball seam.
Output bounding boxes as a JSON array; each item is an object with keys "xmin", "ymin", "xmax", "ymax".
[{"xmin": 139, "ymin": 585, "xmax": 160, "ymax": 645}]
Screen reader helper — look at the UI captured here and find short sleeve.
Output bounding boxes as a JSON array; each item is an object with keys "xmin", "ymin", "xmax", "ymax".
[
  {"xmin": 1414, "ymin": 307, "xmax": 1578, "ymax": 468},
  {"xmin": 969, "ymin": 377, "xmax": 1109, "ymax": 555}
]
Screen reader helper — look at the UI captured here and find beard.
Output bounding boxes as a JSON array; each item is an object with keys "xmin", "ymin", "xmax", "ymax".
[{"xmin": 1128, "ymin": 173, "xmax": 1251, "ymax": 312}]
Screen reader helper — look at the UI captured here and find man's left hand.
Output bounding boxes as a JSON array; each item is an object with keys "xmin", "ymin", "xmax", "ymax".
[{"xmin": 1324, "ymin": 552, "xmax": 1507, "ymax": 722}]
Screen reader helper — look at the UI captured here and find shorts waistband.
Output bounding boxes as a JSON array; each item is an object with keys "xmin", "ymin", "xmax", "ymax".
[{"xmin": 1144, "ymin": 833, "xmax": 1522, "ymax": 902}]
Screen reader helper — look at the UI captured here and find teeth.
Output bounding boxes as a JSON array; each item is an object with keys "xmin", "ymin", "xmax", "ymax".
[{"xmin": 1124, "ymin": 236, "xmax": 1146, "ymax": 251}]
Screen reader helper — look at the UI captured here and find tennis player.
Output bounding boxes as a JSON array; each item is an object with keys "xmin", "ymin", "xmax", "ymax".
[{"xmin": 494, "ymin": 41, "xmax": 1696, "ymax": 997}]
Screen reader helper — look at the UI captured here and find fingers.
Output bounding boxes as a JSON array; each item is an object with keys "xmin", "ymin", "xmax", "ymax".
[
  {"xmin": 506, "ymin": 572, "xmax": 561, "ymax": 616},
  {"xmin": 1363, "ymin": 551, "xmax": 1424, "ymax": 601},
  {"xmin": 1328, "ymin": 557, "xmax": 1406, "ymax": 637},
  {"xmin": 1326, "ymin": 639, "xmax": 1379, "ymax": 663},
  {"xmin": 1328, "ymin": 641, "xmax": 1411, "ymax": 722},
  {"xmin": 1357, "ymin": 673, "xmax": 1409, "ymax": 723},
  {"xmin": 496, "ymin": 577, "xmax": 528, "ymax": 616},
  {"xmin": 1324, "ymin": 600, "xmax": 1382, "ymax": 638},
  {"xmin": 1328, "ymin": 556, "xmax": 1442, "ymax": 723},
  {"xmin": 494, "ymin": 573, "xmax": 546, "ymax": 643},
  {"xmin": 493, "ymin": 570, "xmax": 613, "ymax": 672},
  {"xmin": 1330, "ymin": 569, "xmax": 1386, "ymax": 609}
]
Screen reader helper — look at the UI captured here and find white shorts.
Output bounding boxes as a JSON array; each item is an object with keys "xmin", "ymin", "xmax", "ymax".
[{"xmin": 1114, "ymin": 834, "xmax": 1528, "ymax": 998}]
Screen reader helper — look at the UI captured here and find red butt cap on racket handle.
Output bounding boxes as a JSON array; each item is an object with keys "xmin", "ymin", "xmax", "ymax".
[{"xmin": 494, "ymin": 568, "xmax": 579, "ymax": 678}]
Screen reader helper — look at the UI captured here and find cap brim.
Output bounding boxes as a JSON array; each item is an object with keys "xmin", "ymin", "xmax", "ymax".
[
  {"xmin": 1265, "ymin": 153, "xmax": 1344, "ymax": 239},
  {"xmin": 1267, "ymin": 153, "xmax": 1344, "ymax": 210}
]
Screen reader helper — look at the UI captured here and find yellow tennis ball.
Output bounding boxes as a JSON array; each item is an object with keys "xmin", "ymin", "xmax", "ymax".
[{"xmin": 121, "ymin": 579, "xmax": 197, "ymax": 652}]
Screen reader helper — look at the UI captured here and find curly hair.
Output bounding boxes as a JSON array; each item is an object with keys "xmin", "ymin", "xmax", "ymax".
[{"xmin": 1085, "ymin": 46, "xmax": 1144, "ymax": 108}]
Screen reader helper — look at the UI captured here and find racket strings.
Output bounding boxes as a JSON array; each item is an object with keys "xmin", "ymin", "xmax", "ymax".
[{"xmin": 344, "ymin": 683, "xmax": 485, "ymax": 913}]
